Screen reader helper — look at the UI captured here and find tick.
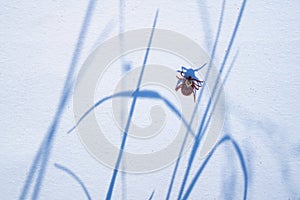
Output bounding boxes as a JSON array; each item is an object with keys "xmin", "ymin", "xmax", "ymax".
[{"xmin": 175, "ymin": 65, "xmax": 205, "ymax": 102}]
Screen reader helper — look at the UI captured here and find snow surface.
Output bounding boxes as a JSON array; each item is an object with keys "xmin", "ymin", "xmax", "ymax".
[{"xmin": 0, "ymin": 0, "xmax": 299, "ymax": 199}]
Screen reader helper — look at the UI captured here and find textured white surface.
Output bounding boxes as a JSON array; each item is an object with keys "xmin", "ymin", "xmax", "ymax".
[{"xmin": 0, "ymin": 0, "xmax": 299, "ymax": 199}]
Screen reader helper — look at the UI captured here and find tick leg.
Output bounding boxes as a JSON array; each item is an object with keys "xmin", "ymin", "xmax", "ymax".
[
  {"xmin": 193, "ymin": 79, "xmax": 203, "ymax": 84},
  {"xmin": 193, "ymin": 90, "xmax": 196, "ymax": 102},
  {"xmin": 175, "ymin": 84, "xmax": 182, "ymax": 91},
  {"xmin": 194, "ymin": 80, "xmax": 203, "ymax": 88},
  {"xmin": 176, "ymin": 76, "xmax": 184, "ymax": 80},
  {"xmin": 194, "ymin": 83, "xmax": 200, "ymax": 90}
]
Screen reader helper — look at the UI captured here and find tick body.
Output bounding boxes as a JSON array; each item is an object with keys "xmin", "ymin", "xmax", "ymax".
[{"xmin": 175, "ymin": 65, "xmax": 205, "ymax": 102}]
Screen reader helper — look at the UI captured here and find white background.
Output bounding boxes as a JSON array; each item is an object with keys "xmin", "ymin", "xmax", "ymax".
[{"xmin": 1, "ymin": 0, "xmax": 300, "ymax": 199}]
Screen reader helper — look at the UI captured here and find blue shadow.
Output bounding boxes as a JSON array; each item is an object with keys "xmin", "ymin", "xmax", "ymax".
[{"xmin": 54, "ymin": 163, "xmax": 92, "ymax": 200}]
